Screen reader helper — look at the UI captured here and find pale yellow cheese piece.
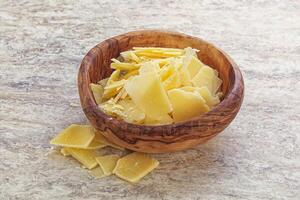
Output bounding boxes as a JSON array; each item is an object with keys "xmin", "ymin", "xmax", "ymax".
[
  {"xmin": 134, "ymin": 49, "xmax": 183, "ymax": 58},
  {"xmin": 89, "ymin": 167, "xmax": 107, "ymax": 179},
  {"xmin": 183, "ymin": 55, "xmax": 204, "ymax": 79},
  {"xmin": 133, "ymin": 47, "xmax": 184, "ymax": 52},
  {"xmin": 168, "ymin": 89, "xmax": 210, "ymax": 122},
  {"xmin": 162, "ymin": 70, "xmax": 181, "ymax": 91},
  {"xmin": 95, "ymin": 155, "xmax": 120, "ymax": 175},
  {"xmin": 198, "ymin": 86, "xmax": 220, "ymax": 107},
  {"xmin": 65, "ymin": 147, "xmax": 98, "ymax": 169},
  {"xmin": 98, "ymin": 78, "xmax": 109, "ymax": 87},
  {"xmin": 120, "ymin": 51, "xmax": 140, "ymax": 63},
  {"xmin": 138, "ymin": 61, "xmax": 160, "ymax": 74},
  {"xmin": 124, "ymin": 72, "xmax": 172, "ymax": 118},
  {"xmin": 60, "ymin": 148, "xmax": 70, "ymax": 156},
  {"xmin": 107, "ymin": 70, "xmax": 120, "ymax": 85},
  {"xmin": 94, "ymin": 132, "xmax": 125, "ymax": 150},
  {"xmin": 159, "ymin": 64, "xmax": 175, "ymax": 81},
  {"xmin": 118, "ymin": 99, "xmax": 145, "ymax": 124},
  {"xmin": 113, "ymin": 152, "xmax": 159, "ymax": 183},
  {"xmin": 99, "ymin": 99, "xmax": 125, "ymax": 118},
  {"xmin": 144, "ymin": 114, "xmax": 173, "ymax": 125},
  {"xmin": 122, "ymin": 69, "xmax": 139, "ymax": 79},
  {"xmin": 90, "ymin": 83, "xmax": 104, "ymax": 104},
  {"xmin": 83, "ymin": 139, "xmax": 107, "ymax": 150},
  {"xmin": 191, "ymin": 65, "xmax": 222, "ymax": 94},
  {"xmin": 50, "ymin": 124, "xmax": 95, "ymax": 148},
  {"xmin": 111, "ymin": 62, "xmax": 140, "ymax": 71},
  {"xmin": 180, "ymin": 86, "xmax": 220, "ymax": 108}
]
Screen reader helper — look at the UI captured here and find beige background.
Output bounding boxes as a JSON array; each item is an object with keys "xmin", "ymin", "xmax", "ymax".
[{"xmin": 0, "ymin": 0, "xmax": 299, "ymax": 199}]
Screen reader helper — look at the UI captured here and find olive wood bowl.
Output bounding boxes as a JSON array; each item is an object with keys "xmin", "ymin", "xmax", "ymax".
[{"xmin": 78, "ymin": 30, "xmax": 244, "ymax": 153}]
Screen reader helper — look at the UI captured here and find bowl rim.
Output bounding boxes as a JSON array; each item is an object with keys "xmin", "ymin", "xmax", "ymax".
[{"xmin": 78, "ymin": 30, "xmax": 244, "ymax": 131}]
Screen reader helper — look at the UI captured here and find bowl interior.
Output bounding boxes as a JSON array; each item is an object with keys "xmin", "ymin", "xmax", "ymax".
[{"xmin": 86, "ymin": 31, "xmax": 233, "ymax": 101}]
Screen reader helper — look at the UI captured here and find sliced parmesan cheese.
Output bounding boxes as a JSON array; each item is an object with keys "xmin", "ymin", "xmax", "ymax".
[
  {"xmin": 50, "ymin": 124, "xmax": 95, "ymax": 148},
  {"xmin": 183, "ymin": 55, "xmax": 204, "ymax": 79},
  {"xmin": 162, "ymin": 70, "xmax": 181, "ymax": 91},
  {"xmin": 198, "ymin": 86, "xmax": 220, "ymax": 107},
  {"xmin": 94, "ymin": 132, "xmax": 125, "ymax": 151},
  {"xmin": 113, "ymin": 152, "xmax": 159, "ymax": 183},
  {"xmin": 90, "ymin": 83, "xmax": 104, "ymax": 104},
  {"xmin": 89, "ymin": 167, "xmax": 107, "ymax": 179},
  {"xmin": 118, "ymin": 98, "xmax": 145, "ymax": 124},
  {"xmin": 144, "ymin": 114, "xmax": 173, "ymax": 125},
  {"xmin": 122, "ymin": 69, "xmax": 139, "ymax": 79},
  {"xmin": 111, "ymin": 62, "xmax": 140, "ymax": 71},
  {"xmin": 60, "ymin": 148, "xmax": 70, "ymax": 156},
  {"xmin": 65, "ymin": 147, "xmax": 98, "ymax": 169},
  {"xmin": 138, "ymin": 61, "xmax": 160, "ymax": 74},
  {"xmin": 191, "ymin": 65, "xmax": 222, "ymax": 94},
  {"xmin": 180, "ymin": 86, "xmax": 220, "ymax": 108},
  {"xmin": 124, "ymin": 72, "xmax": 172, "ymax": 118},
  {"xmin": 168, "ymin": 89, "xmax": 210, "ymax": 122},
  {"xmin": 95, "ymin": 155, "xmax": 120, "ymax": 175}
]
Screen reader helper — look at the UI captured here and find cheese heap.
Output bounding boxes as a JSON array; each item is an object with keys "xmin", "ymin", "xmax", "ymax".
[
  {"xmin": 50, "ymin": 124, "xmax": 159, "ymax": 183},
  {"xmin": 91, "ymin": 47, "xmax": 222, "ymax": 125}
]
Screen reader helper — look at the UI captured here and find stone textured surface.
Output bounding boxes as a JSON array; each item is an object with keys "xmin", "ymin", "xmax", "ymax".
[{"xmin": 0, "ymin": 0, "xmax": 299, "ymax": 199}]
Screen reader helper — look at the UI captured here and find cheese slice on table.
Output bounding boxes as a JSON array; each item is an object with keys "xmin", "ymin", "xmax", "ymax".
[
  {"xmin": 65, "ymin": 147, "xmax": 98, "ymax": 169},
  {"xmin": 124, "ymin": 72, "xmax": 172, "ymax": 119},
  {"xmin": 90, "ymin": 83, "xmax": 104, "ymax": 104},
  {"xmin": 60, "ymin": 148, "xmax": 70, "ymax": 156},
  {"xmin": 83, "ymin": 139, "xmax": 107, "ymax": 150},
  {"xmin": 168, "ymin": 89, "xmax": 210, "ymax": 122},
  {"xmin": 95, "ymin": 155, "xmax": 120, "ymax": 175},
  {"xmin": 89, "ymin": 167, "xmax": 106, "ymax": 179},
  {"xmin": 94, "ymin": 132, "xmax": 125, "ymax": 150},
  {"xmin": 113, "ymin": 152, "xmax": 159, "ymax": 183},
  {"xmin": 50, "ymin": 124, "xmax": 95, "ymax": 148}
]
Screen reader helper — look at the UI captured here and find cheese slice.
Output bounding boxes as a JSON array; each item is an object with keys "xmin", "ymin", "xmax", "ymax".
[
  {"xmin": 180, "ymin": 86, "xmax": 220, "ymax": 108},
  {"xmin": 50, "ymin": 124, "xmax": 95, "ymax": 148},
  {"xmin": 83, "ymin": 139, "xmax": 107, "ymax": 150},
  {"xmin": 118, "ymin": 98, "xmax": 145, "ymax": 124},
  {"xmin": 138, "ymin": 61, "xmax": 160, "ymax": 74},
  {"xmin": 124, "ymin": 72, "xmax": 172, "ymax": 118},
  {"xmin": 168, "ymin": 89, "xmax": 210, "ymax": 122},
  {"xmin": 94, "ymin": 132, "xmax": 125, "ymax": 151},
  {"xmin": 65, "ymin": 148, "xmax": 98, "ymax": 169},
  {"xmin": 144, "ymin": 114, "xmax": 173, "ymax": 125},
  {"xmin": 162, "ymin": 70, "xmax": 181, "ymax": 91},
  {"xmin": 95, "ymin": 155, "xmax": 120, "ymax": 175},
  {"xmin": 89, "ymin": 167, "xmax": 107, "ymax": 179},
  {"xmin": 198, "ymin": 86, "xmax": 220, "ymax": 107},
  {"xmin": 122, "ymin": 69, "xmax": 139, "ymax": 79},
  {"xmin": 113, "ymin": 152, "xmax": 159, "ymax": 183},
  {"xmin": 183, "ymin": 55, "xmax": 204, "ymax": 79},
  {"xmin": 60, "ymin": 148, "xmax": 70, "ymax": 156},
  {"xmin": 191, "ymin": 65, "xmax": 222, "ymax": 94},
  {"xmin": 90, "ymin": 83, "xmax": 104, "ymax": 104},
  {"xmin": 111, "ymin": 62, "xmax": 140, "ymax": 71}
]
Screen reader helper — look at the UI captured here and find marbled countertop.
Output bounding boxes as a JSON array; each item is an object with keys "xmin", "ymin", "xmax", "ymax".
[{"xmin": 1, "ymin": 1, "xmax": 299, "ymax": 199}]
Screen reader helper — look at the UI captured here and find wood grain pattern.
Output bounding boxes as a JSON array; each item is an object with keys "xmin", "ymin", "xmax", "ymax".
[{"xmin": 78, "ymin": 30, "xmax": 244, "ymax": 153}]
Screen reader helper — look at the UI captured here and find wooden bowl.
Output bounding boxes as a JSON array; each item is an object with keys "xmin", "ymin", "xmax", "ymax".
[{"xmin": 78, "ymin": 30, "xmax": 244, "ymax": 153}]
